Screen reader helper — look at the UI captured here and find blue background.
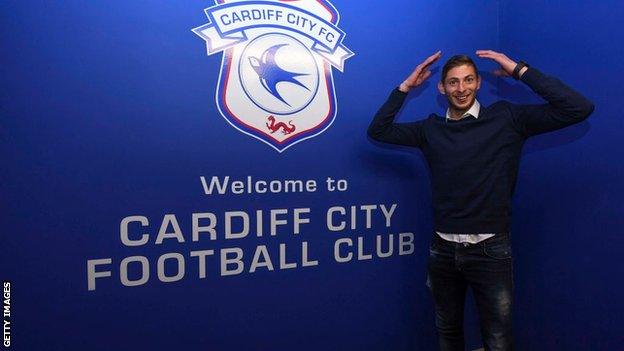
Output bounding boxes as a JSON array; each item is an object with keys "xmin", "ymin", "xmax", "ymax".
[{"xmin": 1, "ymin": 0, "xmax": 622, "ymax": 350}]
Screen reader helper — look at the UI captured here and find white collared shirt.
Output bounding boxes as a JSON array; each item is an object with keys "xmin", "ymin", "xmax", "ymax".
[
  {"xmin": 445, "ymin": 99, "xmax": 481, "ymax": 122},
  {"xmin": 436, "ymin": 100, "xmax": 496, "ymax": 244}
]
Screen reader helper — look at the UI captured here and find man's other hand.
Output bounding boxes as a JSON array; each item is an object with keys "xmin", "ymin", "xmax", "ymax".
[
  {"xmin": 400, "ymin": 51, "xmax": 442, "ymax": 93},
  {"xmin": 476, "ymin": 50, "xmax": 527, "ymax": 78}
]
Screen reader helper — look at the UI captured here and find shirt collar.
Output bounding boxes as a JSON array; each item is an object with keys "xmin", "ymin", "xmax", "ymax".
[{"xmin": 445, "ymin": 100, "xmax": 481, "ymax": 121}]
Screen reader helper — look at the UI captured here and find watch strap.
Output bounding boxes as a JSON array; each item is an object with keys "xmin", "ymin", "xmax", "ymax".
[{"xmin": 513, "ymin": 61, "xmax": 529, "ymax": 80}]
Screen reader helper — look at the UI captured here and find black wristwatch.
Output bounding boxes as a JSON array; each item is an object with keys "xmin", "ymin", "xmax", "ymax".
[{"xmin": 512, "ymin": 61, "xmax": 529, "ymax": 80}]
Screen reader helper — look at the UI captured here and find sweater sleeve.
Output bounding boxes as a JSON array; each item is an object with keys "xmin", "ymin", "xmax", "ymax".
[
  {"xmin": 367, "ymin": 88, "xmax": 426, "ymax": 148},
  {"xmin": 511, "ymin": 67, "xmax": 595, "ymax": 137}
]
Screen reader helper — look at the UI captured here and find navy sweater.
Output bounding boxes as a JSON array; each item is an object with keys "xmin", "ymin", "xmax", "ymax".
[{"xmin": 367, "ymin": 68, "xmax": 594, "ymax": 233}]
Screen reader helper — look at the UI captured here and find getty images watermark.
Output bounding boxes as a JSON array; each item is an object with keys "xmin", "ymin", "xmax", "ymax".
[{"xmin": 2, "ymin": 281, "xmax": 10, "ymax": 348}]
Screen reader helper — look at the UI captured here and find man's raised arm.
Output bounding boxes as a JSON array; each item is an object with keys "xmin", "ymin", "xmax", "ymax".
[
  {"xmin": 476, "ymin": 50, "xmax": 595, "ymax": 137},
  {"xmin": 367, "ymin": 51, "xmax": 442, "ymax": 147}
]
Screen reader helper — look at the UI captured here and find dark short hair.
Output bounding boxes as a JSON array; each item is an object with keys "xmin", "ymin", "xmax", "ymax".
[{"xmin": 441, "ymin": 55, "xmax": 478, "ymax": 82}]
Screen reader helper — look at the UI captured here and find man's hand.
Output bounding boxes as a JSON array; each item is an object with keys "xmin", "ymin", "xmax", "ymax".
[
  {"xmin": 475, "ymin": 50, "xmax": 528, "ymax": 78},
  {"xmin": 399, "ymin": 51, "xmax": 442, "ymax": 93}
]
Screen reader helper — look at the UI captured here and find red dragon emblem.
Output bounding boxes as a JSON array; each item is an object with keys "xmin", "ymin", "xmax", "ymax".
[{"xmin": 266, "ymin": 115, "xmax": 296, "ymax": 135}]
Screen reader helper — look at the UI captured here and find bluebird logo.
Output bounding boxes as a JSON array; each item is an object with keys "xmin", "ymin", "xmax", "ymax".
[
  {"xmin": 248, "ymin": 43, "xmax": 310, "ymax": 106},
  {"xmin": 193, "ymin": 0, "xmax": 354, "ymax": 152}
]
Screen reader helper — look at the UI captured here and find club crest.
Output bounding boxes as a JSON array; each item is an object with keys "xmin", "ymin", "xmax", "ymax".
[{"xmin": 192, "ymin": 0, "xmax": 354, "ymax": 152}]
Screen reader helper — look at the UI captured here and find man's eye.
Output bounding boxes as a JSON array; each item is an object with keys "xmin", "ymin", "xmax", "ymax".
[{"xmin": 466, "ymin": 78, "xmax": 474, "ymax": 83}]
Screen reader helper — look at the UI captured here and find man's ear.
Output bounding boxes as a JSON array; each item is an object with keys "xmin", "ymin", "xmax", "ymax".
[
  {"xmin": 476, "ymin": 75, "xmax": 482, "ymax": 91},
  {"xmin": 437, "ymin": 81, "xmax": 445, "ymax": 95}
]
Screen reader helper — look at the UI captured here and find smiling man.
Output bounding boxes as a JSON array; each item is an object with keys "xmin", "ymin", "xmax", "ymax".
[
  {"xmin": 435, "ymin": 55, "xmax": 481, "ymax": 119},
  {"xmin": 368, "ymin": 50, "xmax": 594, "ymax": 351}
]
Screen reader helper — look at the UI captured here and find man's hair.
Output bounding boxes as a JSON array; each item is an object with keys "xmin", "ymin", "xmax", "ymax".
[{"xmin": 441, "ymin": 55, "xmax": 479, "ymax": 82}]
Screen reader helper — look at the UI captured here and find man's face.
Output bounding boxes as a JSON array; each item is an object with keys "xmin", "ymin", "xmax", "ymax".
[{"xmin": 438, "ymin": 64, "xmax": 481, "ymax": 113}]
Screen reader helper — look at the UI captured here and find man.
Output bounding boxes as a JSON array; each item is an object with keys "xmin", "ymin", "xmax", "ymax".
[{"xmin": 367, "ymin": 50, "xmax": 594, "ymax": 350}]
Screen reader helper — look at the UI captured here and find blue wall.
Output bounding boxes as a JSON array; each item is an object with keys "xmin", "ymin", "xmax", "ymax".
[
  {"xmin": 1, "ymin": 0, "xmax": 620, "ymax": 350},
  {"xmin": 499, "ymin": 1, "xmax": 624, "ymax": 349}
]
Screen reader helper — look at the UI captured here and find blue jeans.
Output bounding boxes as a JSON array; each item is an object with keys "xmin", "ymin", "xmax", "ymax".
[{"xmin": 427, "ymin": 233, "xmax": 514, "ymax": 351}]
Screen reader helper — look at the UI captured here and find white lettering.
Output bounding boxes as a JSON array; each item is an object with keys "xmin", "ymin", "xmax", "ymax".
[
  {"xmin": 399, "ymin": 232, "xmax": 414, "ymax": 255},
  {"xmin": 120, "ymin": 256, "xmax": 149, "ymax": 287},
  {"xmin": 225, "ymin": 211, "xmax": 249, "ymax": 239},
  {"xmin": 249, "ymin": 245, "xmax": 274, "ymax": 273},
  {"xmin": 192, "ymin": 213, "xmax": 217, "ymax": 241},
  {"xmin": 157, "ymin": 253, "xmax": 185, "ymax": 283},
  {"xmin": 200, "ymin": 176, "xmax": 229, "ymax": 195},
  {"xmin": 360, "ymin": 205, "xmax": 377, "ymax": 229},
  {"xmin": 327, "ymin": 206, "xmax": 346, "ymax": 231},
  {"xmin": 279, "ymin": 243, "xmax": 297, "ymax": 269},
  {"xmin": 334, "ymin": 238, "xmax": 353, "ymax": 263},
  {"xmin": 221, "ymin": 248, "xmax": 244, "ymax": 276},
  {"xmin": 270, "ymin": 209, "xmax": 288, "ymax": 236},
  {"xmin": 357, "ymin": 237, "xmax": 373, "ymax": 260},
  {"xmin": 293, "ymin": 208, "xmax": 311, "ymax": 234},
  {"xmin": 87, "ymin": 258, "xmax": 112, "ymax": 291},
  {"xmin": 380, "ymin": 204, "xmax": 397, "ymax": 227},
  {"xmin": 201, "ymin": 176, "xmax": 318, "ymax": 195},
  {"xmin": 120, "ymin": 216, "xmax": 149, "ymax": 247},
  {"xmin": 302, "ymin": 241, "xmax": 318, "ymax": 267},
  {"xmin": 155, "ymin": 214, "xmax": 185, "ymax": 244},
  {"xmin": 190, "ymin": 250, "xmax": 214, "ymax": 279},
  {"xmin": 377, "ymin": 234, "xmax": 394, "ymax": 258}
]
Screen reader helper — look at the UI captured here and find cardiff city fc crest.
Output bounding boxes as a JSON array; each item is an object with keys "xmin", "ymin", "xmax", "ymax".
[{"xmin": 192, "ymin": 0, "xmax": 354, "ymax": 152}]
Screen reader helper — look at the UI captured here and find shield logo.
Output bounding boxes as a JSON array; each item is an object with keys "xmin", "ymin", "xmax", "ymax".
[{"xmin": 193, "ymin": 0, "xmax": 354, "ymax": 152}]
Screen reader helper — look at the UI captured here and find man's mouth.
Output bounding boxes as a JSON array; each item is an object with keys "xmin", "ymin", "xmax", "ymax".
[{"xmin": 454, "ymin": 94, "xmax": 470, "ymax": 104}]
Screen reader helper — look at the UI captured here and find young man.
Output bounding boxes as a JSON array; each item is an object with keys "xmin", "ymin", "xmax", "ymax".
[{"xmin": 367, "ymin": 50, "xmax": 594, "ymax": 351}]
